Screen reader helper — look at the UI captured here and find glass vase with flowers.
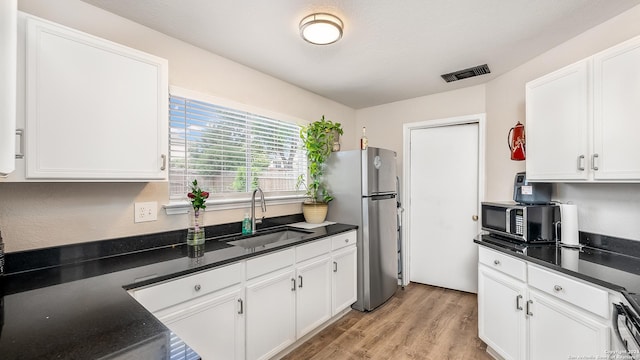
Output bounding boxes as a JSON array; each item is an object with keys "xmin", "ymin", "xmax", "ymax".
[{"xmin": 186, "ymin": 179, "xmax": 209, "ymax": 250}]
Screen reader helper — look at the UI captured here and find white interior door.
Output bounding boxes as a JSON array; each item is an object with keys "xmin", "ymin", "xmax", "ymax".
[{"xmin": 408, "ymin": 122, "xmax": 479, "ymax": 293}]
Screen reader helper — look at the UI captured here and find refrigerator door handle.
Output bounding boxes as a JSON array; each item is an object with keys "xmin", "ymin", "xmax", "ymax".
[{"xmin": 369, "ymin": 194, "xmax": 396, "ymax": 201}]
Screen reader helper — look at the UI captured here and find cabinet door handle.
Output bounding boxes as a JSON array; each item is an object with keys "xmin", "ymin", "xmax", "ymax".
[
  {"xmin": 160, "ymin": 154, "xmax": 167, "ymax": 171},
  {"xmin": 194, "ymin": 284, "xmax": 201, "ymax": 291},
  {"xmin": 298, "ymin": 275, "xmax": 303, "ymax": 288},
  {"xmin": 526, "ymin": 300, "xmax": 533, "ymax": 317},
  {"xmin": 493, "ymin": 260, "xmax": 500, "ymax": 265},
  {"xmin": 553, "ymin": 285, "xmax": 563, "ymax": 292},
  {"xmin": 333, "ymin": 261, "xmax": 338, "ymax": 273},
  {"xmin": 516, "ymin": 295, "xmax": 523, "ymax": 310},
  {"xmin": 591, "ymin": 153, "xmax": 599, "ymax": 171},
  {"xmin": 577, "ymin": 155, "xmax": 585, "ymax": 171},
  {"xmin": 237, "ymin": 298, "xmax": 244, "ymax": 314},
  {"xmin": 291, "ymin": 278, "xmax": 296, "ymax": 291},
  {"xmin": 15, "ymin": 129, "xmax": 24, "ymax": 159}
]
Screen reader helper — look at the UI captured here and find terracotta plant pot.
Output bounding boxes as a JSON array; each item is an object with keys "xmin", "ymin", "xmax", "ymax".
[{"xmin": 302, "ymin": 202, "xmax": 329, "ymax": 224}]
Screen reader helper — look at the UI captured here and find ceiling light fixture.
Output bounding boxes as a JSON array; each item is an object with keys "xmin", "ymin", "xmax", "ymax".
[{"xmin": 299, "ymin": 13, "xmax": 343, "ymax": 45}]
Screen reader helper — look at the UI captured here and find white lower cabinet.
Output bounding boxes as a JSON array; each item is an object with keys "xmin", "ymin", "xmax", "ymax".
[
  {"xmin": 158, "ymin": 287, "xmax": 245, "ymax": 360},
  {"xmin": 295, "ymin": 256, "xmax": 332, "ymax": 339},
  {"xmin": 245, "ymin": 238, "xmax": 334, "ymax": 359},
  {"xmin": 478, "ymin": 265, "xmax": 527, "ymax": 360},
  {"xmin": 130, "ymin": 230, "xmax": 358, "ymax": 360},
  {"xmin": 477, "ymin": 247, "xmax": 611, "ymax": 360},
  {"xmin": 129, "ymin": 261, "xmax": 245, "ymax": 360},
  {"xmin": 245, "ymin": 268, "xmax": 296, "ymax": 360},
  {"xmin": 527, "ymin": 289, "xmax": 609, "ymax": 360},
  {"xmin": 332, "ymin": 246, "xmax": 357, "ymax": 315}
]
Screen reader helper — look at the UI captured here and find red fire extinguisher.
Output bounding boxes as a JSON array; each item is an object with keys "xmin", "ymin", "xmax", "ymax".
[{"xmin": 508, "ymin": 121, "xmax": 526, "ymax": 161}]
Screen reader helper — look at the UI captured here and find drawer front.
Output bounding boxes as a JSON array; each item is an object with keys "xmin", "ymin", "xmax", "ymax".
[
  {"xmin": 133, "ymin": 262, "xmax": 243, "ymax": 313},
  {"xmin": 528, "ymin": 264, "xmax": 609, "ymax": 318},
  {"xmin": 478, "ymin": 247, "xmax": 526, "ymax": 282},
  {"xmin": 332, "ymin": 230, "xmax": 357, "ymax": 251},
  {"xmin": 246, "ymin": 248, "xmax": 295, "ymax": 280},
  {"xmin": 296, "ymin": 237, "xmax": 331, "ymax": 263}
]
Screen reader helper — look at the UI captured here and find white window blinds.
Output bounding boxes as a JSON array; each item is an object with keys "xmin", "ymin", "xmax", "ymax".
[{"xmin": 169, "ymin": 95, "xmax": 307, "ymax": 200}]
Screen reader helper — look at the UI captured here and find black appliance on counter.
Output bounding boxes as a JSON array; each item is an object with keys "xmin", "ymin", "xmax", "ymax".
[
  {"xmin": 480, "ymin": 172, "xmax": 558, "ymax": 243},
  {"xmin": 481, "ymin": 202, "xmax": 559, "ymax": 243},
  {"xmin": 513, "ymin": 172, "xmax": 552, "ymax": 205}
]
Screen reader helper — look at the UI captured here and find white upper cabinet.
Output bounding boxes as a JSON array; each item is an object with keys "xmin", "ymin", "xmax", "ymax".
[
  {"xmin": 526, "ymin": 34, "xmax": 640, "ymax": 182},
  {"xmin": 23, "ymin": 14, "xmax": 168, "ymax": 181},
  {"xmin": 0, "ymin": 0, "xmax": 17, "ymax": 176},
  {"xmin": 525, "ymin": 60, "xmax": 590, "ymax": 181},
  {"xmin": 593, "ymin": 35, "xmax": 640, "ymax": 180}
]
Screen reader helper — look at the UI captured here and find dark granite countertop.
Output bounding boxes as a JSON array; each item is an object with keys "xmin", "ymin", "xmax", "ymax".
[
  {"xmin": 474, "ymin": 232, "xmax": 640, "ymax": 314},
  {"xmin": 0, "ymin": 215, "xmax": 357, "ymax": 360}
]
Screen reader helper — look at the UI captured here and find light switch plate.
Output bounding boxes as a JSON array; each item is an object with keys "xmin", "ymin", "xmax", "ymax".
[{"xmin": 134, "ymin": 201, "xmax": 158, "ymax": 223}]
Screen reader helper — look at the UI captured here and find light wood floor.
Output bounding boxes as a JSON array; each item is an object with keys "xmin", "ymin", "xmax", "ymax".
[{"xmin": 282, "ymin": 282, "xmax": 493, "ymax": 360}]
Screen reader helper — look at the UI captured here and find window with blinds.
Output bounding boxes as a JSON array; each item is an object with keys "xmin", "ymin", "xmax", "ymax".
[{"xmin": 169, "ymin": 94, "xmax": 307, "ymax": 201}]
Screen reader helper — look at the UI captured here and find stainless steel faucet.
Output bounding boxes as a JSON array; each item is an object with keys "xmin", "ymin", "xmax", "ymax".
[{"xmin": 250, "ymin": 187, "xmax": 266, "ymax": 234}]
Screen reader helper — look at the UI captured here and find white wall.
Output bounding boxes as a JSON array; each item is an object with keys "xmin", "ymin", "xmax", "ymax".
[
  {"xmin": 4, "ymin": 1, "xmax": 640, "ymax": 252},
  {"xmin": 0, "ymin": 0, "xmax": 356, "ymax": 252},
  {"xmin": 357, "ymin": 3, "xmax": 640, "ymax": 241},
  {"xmin": 355, "ymin": 85, "xmax": 486, "ymax": 175},
  {"xmin": 484, "ymin": 3, "xmax": 640, "ymax": 240},
  {"xmin": 555, "ymin": 184, "xmax": 640, "ymax": 240}
]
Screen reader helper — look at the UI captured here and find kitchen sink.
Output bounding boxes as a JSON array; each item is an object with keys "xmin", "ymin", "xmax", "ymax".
[{"xmin": 226, "ymin": 228, "xmax": 312, "ymax": 249}]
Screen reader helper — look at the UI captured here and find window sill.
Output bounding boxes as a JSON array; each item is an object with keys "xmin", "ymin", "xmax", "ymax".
[{"xmin": 163, "ymin": 194, "xmax": 306, "ymax": 215}]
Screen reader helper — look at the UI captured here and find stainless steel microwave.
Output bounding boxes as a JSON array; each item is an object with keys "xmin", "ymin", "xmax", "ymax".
[{"xmin": 481, "ymin": 202, "xmax": 559, "ymax": 243}]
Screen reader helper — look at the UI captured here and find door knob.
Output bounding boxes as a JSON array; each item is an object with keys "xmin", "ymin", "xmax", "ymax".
[{"xmin": 472, "ymin": 215, "xmax": 479, "ymax": 221}]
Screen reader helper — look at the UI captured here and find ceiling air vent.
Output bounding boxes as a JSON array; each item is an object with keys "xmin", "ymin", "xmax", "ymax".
[{"xmin": 441, "ymin": 64, "xmax": 491, "ymax": 83}]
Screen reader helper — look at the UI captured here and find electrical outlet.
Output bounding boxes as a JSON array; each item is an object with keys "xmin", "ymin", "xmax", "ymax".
[{"xmin": 134, "ymin": 201, "xmax": 158, "ymax": 223}]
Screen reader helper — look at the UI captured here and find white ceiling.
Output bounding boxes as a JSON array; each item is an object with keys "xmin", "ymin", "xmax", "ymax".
[{"xmin": 81, "ymin": 0, "xmax": 640, "ymax": 109}]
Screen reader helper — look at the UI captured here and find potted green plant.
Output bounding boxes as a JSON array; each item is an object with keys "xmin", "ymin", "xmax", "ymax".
[{"xmin": 298, "ymin": 115, "xmax": 343, "ymax": 223}]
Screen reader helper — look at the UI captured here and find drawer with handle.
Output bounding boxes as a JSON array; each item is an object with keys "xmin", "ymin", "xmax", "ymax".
[
  {"xmin": 296, "ymin": 237, "xmax": 332, "ymax": 263},
  {"xmin": 478, "ymin": 246, "xmax": 526, "ymax": 282},
  {"xmin": 131, "ymin": 262, "xmax": 243, "ymax": 313},
  {"xmin": 528, "ymin": 264, "xmax": 609, "ymax": 318},
  {"xmin": 332, "ymin": 230, "xmax": 357, "ymax": 251},
  {"xmin": 246, "ymin": 248, "xmax": 294, "ymax": 279}
]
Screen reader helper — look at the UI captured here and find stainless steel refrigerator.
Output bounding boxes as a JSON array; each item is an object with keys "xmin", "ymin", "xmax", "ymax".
[{"xmin": 326, "ymin": 147, "xmax": 398, "ymax": 311}]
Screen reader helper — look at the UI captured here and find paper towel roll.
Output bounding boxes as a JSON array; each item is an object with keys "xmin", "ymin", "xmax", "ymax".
[{"xmin": 560, "ymin": 204, "xmax": 579, "ymax": 247}]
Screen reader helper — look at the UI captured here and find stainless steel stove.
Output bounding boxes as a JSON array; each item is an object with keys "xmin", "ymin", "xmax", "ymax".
[{"xmin": 613, "ymin": 294, "xmax": 640, "ymax": 359}]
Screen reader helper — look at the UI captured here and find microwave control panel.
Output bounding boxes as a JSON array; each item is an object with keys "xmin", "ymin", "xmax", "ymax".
[
  {"xmin": 515, "ymin": 216, "xmax": 523, "ymax": 235},
  {"xmin": 514, "ymin": 209, "xmax": 524, "ymax": 235}
]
